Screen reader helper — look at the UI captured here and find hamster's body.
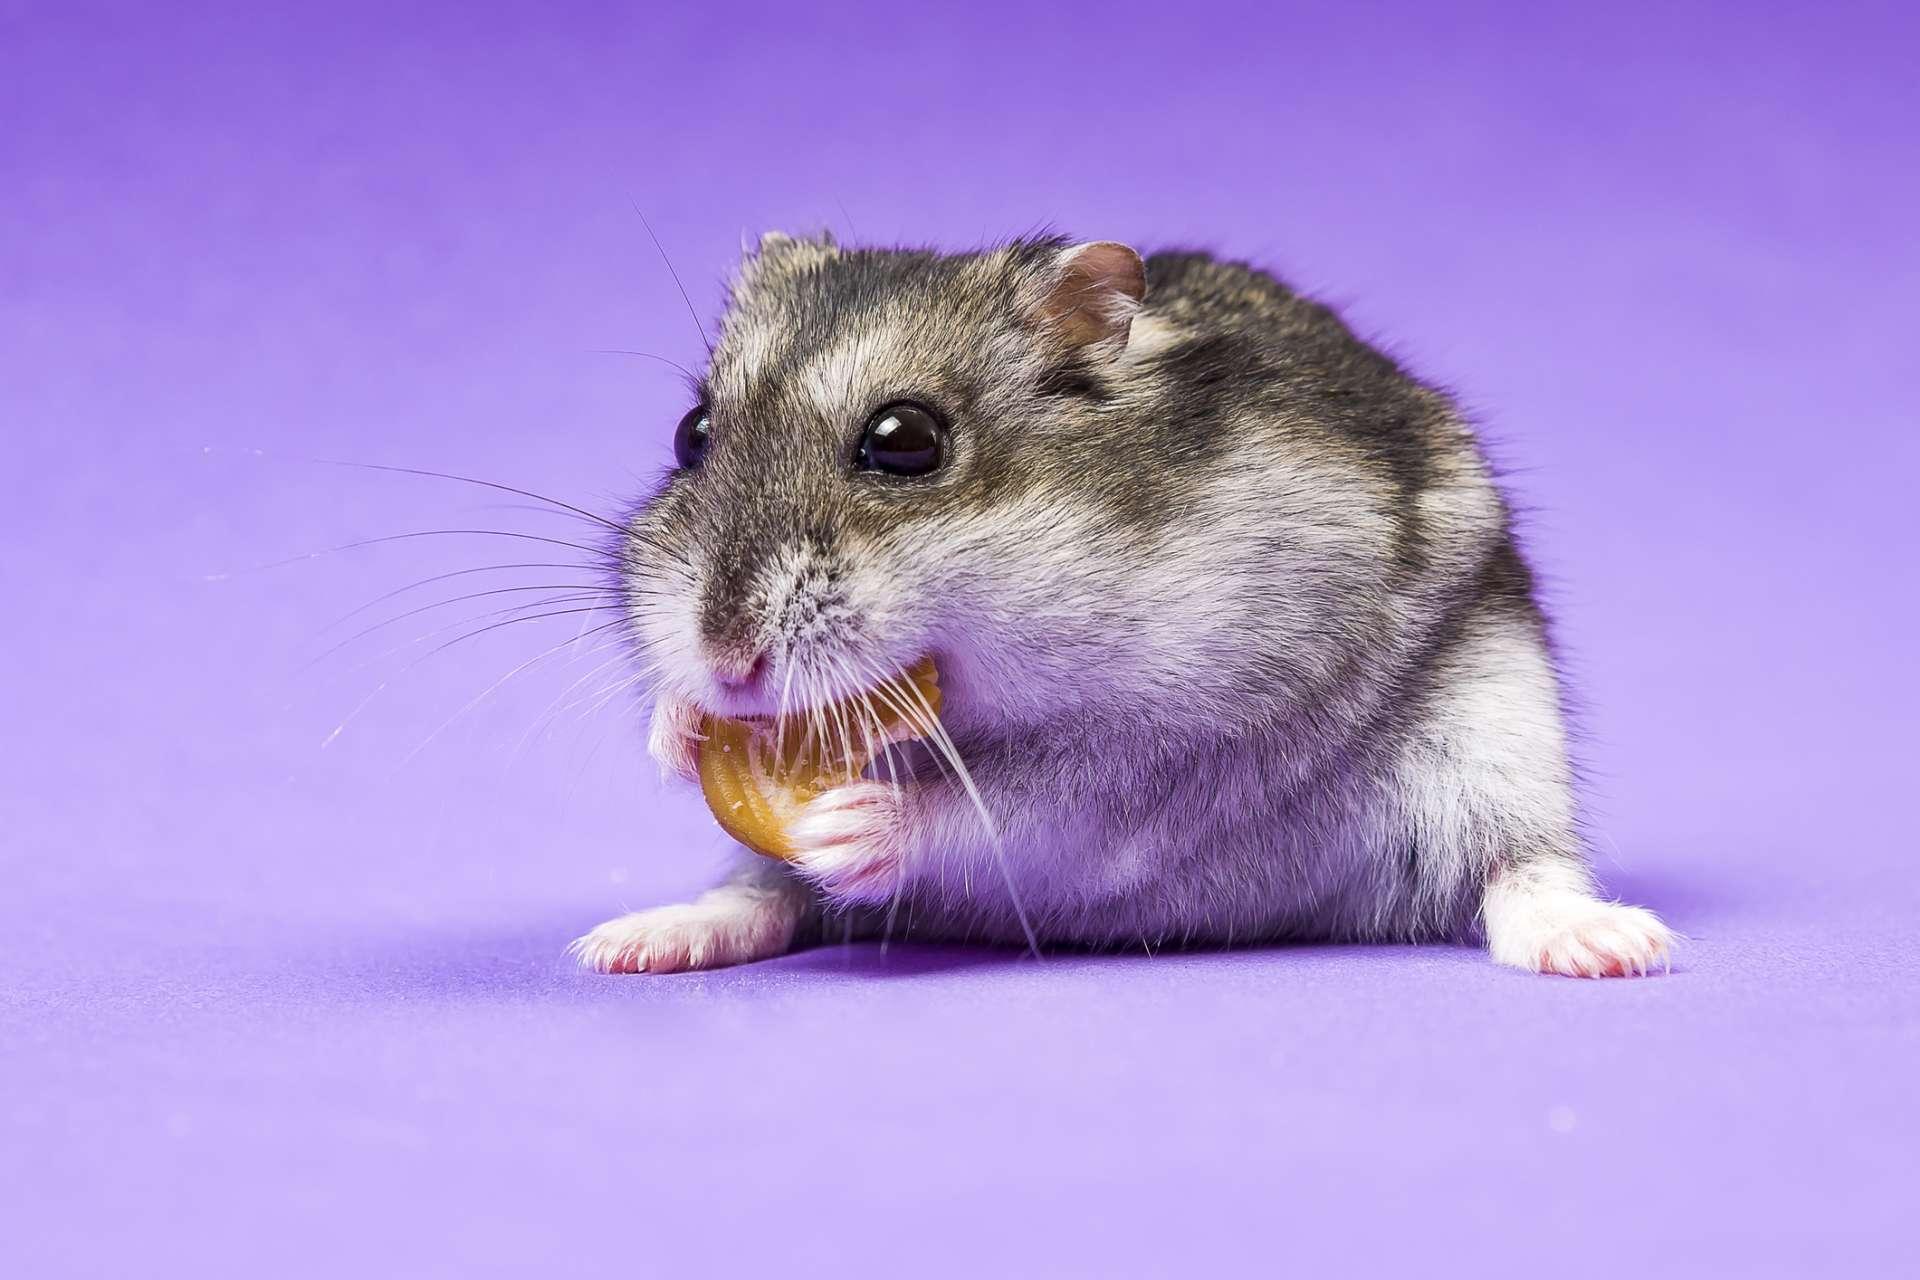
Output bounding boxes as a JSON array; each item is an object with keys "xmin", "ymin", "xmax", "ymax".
[{"xmin": 574, "ymin": 235, "xmax": 1671, "ymax": 977}]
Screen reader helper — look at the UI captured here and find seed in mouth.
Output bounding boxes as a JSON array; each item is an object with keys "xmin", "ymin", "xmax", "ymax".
[{"xmin": 695, "ymin": 658, "xmax": 942, "ymax": 859}]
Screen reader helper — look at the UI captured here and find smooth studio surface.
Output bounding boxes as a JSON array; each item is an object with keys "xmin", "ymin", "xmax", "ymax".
[{"xmin": 4, "ymin": 2, "xmax": 1916, "ymax": 1275}]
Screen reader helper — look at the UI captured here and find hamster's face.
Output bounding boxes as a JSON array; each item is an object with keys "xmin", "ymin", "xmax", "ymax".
[{"xmin": 620, "ymin": 235, "xmax": 1154, "ymax": 733}]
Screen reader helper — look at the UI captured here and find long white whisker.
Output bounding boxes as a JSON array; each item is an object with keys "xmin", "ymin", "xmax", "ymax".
[
  {"xmin": 567, "ymin": 658, "xmax": 665, "ymax": 726},
  {"xmin": 308, "ymin": 583, "xmax": 619, "ymax": 668},
  {"xmin": 509, "ymin": 640, "xmax": 643, "ymax": 757},
  {"xmin": 320, "ymin": 561, "xmax": 602, "ymax": 634},
  {"xmin": 320, "ymin": 609, "xmax": 619, "ymax": 748},
  {"xmin": 775, "ymin": 650, "xmax": 797, "ymax": 762},
  {"xmin": 825, "ymin": 661, "xmax": 856, "ymax": 780},
  {"xmin": 846, "ymin": 658, "xmax": 915, "ymax": 941},
  {"xmin": 338, "ymin": 593, "xmax": 618, "ymax": 675},
  {"xmin": 889, "ymin": 656, "xmax": 1040, "ymax": 960},
  {"xmin": 863, "ymin": 668, "xmax": 967, "ymax": 895},
  {"xmin": 388, "ymin": 618, "xmax": 628, "ymax": 763}
]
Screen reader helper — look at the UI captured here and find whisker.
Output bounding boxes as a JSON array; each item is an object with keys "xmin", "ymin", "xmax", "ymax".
[
  {"xmin": 397, "ymin": 619, "xmax": 631, "ymax": 766},
  {"xmin": 321, "ymin": 562, "xmax": 604, "ymax": 633},
  {"xmin": 549, "ymin": 649, "xmax": 660, "ymax": 725},
  {"xmin": 840, "ymin": 662, "xmax": 915, "ymax": 929},
  {"xmin": 775, "ymin": 654, "xmax": 797, "ymax": 767},
  {"xmin": 321, "ymin": 606, "xmax": 620, "ymax": 748},
  {"xmin": 888, "ymin": 656, "xmax": 1040, "ymax": 961},
  {"xmin": 511, "ymin": 647, "xmax": 654, "ymax": 762},
  {"xmin": 567, "ymin": 666, "xmax": 659, "ymax": 728},
  {"xmin": 807, "ymin": 667, "xmax": 829, "ymax": 768},
  {"xmin": 303, "ymin": 458, "xmax": 628, "ymax": 535},
  {"xmin": 593, "ymin": 348, "xmax": 699, "ymax": 382},
  {"xmin": 825, "ymin": 663, "xmax": 856, "ymax": 785},
  {"xmin": 528, "ymin": 636, "xmax": 641, "ymax": 710},
  {"xmin": 339, "ymin": 593, "xmax": 619, "ymax": 675},
  {"xmin": 631, "ymin": 201, "xmax": 713, "ymax": 358},
  {"xmin": 215, "ymin": 528, "xmax": 616, "ymax": 579},
  {"xmin": 308, "ymin": 583, "xmax": 620, "ymax": 667},
  {"xmin": 830, "ymin": 657, "xmax": 917, "ymax": 954}
]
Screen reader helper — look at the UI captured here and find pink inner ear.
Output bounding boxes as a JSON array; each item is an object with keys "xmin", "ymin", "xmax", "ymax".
[{"xmin": 1043, "ymin": 241, "xmax": 1146, "ymax": 348}]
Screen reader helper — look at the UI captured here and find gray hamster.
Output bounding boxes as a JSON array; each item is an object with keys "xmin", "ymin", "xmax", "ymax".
[{"xmin": 572, "ymin": 233, "xmax": 1672, "ymax": 978}]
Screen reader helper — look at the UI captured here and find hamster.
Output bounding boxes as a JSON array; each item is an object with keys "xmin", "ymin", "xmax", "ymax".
[{"xmin": 571, "ymin": 232, "xmax": 1673, "ymax": 978}]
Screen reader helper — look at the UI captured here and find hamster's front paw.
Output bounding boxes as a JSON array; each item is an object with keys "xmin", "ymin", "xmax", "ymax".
[
  {"xmin": 646, "ymin": 694, "xmax": 706, "ymax": 783},
  {"xmin": 786, "ymin": 781, "xmax": 912, "ymax": 905},
  {"xmin": 571, "ymin": 881, "xmax": 802, "ymax": 974}
]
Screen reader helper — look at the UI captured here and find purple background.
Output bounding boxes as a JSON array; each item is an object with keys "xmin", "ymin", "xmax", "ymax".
[{"xmin": 5, "ymin": 2, "xmax": 1917, "ymax": 1274}]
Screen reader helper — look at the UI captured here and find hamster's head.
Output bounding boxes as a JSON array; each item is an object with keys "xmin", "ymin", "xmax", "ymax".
[{"xmin": 621, "ymin": 232, "xmax": 1181, "ymax": 738}]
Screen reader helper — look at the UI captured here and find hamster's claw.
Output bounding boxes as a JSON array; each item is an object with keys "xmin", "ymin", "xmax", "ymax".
[{"xmin": 785, "ymin": 781, "xmax": 912, "ymax": 906}]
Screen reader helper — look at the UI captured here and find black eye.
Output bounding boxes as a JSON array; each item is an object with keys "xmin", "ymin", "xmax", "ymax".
[
  {"xmin": 673, "ymin": 405, "xmax": 711, "ymax": 470},
  {"xmin": 856, "ymin": 402, "xmax": 947, "ymax": 477}
]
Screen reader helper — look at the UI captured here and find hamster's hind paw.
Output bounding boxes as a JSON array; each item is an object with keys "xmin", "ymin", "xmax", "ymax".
[{"xmin": 1487, "ymin": 891, "xmax": 1674, "ymax": 979}]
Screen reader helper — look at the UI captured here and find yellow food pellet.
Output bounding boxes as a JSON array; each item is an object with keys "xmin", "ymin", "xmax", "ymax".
[{"xmin": 696, "ymin": 658, "xmax": 941, "ymax": 860}]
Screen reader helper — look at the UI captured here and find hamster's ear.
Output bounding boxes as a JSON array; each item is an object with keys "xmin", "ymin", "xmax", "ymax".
[
  {"xmin": 736, "ymin": 229, "xmax": 840, "ymax": 289},
  {"xmin": 1035, "ymin": 241, "xmax": 1147, "ymax": 354},
  {"xmin": 747, "ymin": 229, "xmax": 837, "ymax": 264}
]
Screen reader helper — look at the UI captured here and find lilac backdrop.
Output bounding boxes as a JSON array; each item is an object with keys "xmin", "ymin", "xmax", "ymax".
[{"xmin": 4, "ymin": 1, "xmax": 1916, "ymax": 1275}]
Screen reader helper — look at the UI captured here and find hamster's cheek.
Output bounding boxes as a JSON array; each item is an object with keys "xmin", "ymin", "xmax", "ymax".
[{"xmin": 621, "ymin": 563, "xmax": 709, "ymax": 702}]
